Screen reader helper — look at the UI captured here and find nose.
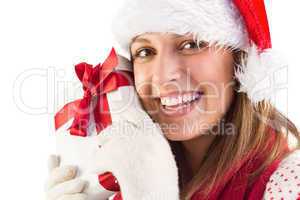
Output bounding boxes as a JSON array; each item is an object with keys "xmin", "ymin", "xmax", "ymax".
[{"xmin": 152, "ymin": 50, "xmax": 184, "ymax": 94}]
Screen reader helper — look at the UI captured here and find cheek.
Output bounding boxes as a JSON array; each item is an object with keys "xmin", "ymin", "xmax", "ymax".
[
  {"xmin": 187, "ymin": 52, "xmax": 235, "ymax": 113},
  {"xmin": 133, "ymin": 64, "xmax": 159, "ymax": 115},
  {"xmin": 133, "ymin": 65, "xmax": 151, "ymax": 95}
]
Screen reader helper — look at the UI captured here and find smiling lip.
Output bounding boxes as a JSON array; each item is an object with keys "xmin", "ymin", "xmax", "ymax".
[{"xmin": 159, "ymin": 91, "xmax": 203, "ymax": 118}]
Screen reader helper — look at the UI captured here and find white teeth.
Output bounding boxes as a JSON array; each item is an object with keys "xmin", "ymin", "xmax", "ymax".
[
  {"xmin": 178, "ymin": 96, "xmax": 182, "ymax": 104},
  {"xmin": 160, "ymin": 92, "xmax": 201, "ymax": 106},
  {"xmin": 183, "ymin": 95, "xmax": 188, "ymax": 102},
  {"xmin": 185, "ymin": 94, "xmax": 192, "ymax": 102}
]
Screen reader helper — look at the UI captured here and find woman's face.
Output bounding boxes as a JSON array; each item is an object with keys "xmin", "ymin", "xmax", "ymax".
[{"xmin": 130, "ymin": 33, "xmax": 235, "ymax": 141}]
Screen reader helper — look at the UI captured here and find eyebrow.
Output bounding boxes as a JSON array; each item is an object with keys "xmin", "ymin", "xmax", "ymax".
[
  {"xmin": 131, "ymin": 33, "xmax": 189, "ymax": 44},
  {"xmin": 131, "ymin": 37, "xmax": 151, "ymax": 44},
  {"xmin": 129, "ymin": 33, "xmax": 194, "ymax": 56}
]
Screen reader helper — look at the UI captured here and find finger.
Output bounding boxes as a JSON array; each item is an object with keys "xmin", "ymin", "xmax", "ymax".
[
  {"xmin": 57, "ymin": 193, "xmax": 87, "ymax": 200},
  {"xmin": 46, "ymin": 178, "xmax": 87, "ymax": 200},
  {"xmin": 45, "ymin": 165, "xmax": 77, "ymax": 190},
  {"xmin": 48, "ymin": 155, "xmax": 60, "ymax": 173}
]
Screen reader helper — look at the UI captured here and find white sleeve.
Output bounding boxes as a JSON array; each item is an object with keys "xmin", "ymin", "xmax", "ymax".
[{"xmin": 263, "ymin": 149, "xmax": 300, "ymax": 200}]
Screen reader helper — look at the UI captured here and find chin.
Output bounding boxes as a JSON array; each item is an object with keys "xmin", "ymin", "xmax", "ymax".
[{"xmin": 161, "ymin": 128, "xmax": 203, "ymax": 141}]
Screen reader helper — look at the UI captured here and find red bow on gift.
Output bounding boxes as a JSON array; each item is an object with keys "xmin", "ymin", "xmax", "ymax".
[{"xmin": 54, "ymin": 48, "xmax": 133, "ymax": 137}]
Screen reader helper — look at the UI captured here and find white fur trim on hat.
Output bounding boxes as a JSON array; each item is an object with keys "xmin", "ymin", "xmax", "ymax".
[
  {"xmin": 111, "ymin": 0, "xmax": 249, "ymax": 60},
  {"xmin": 235, "ymin": 45, "xmax": 288, "ymax": 105}
]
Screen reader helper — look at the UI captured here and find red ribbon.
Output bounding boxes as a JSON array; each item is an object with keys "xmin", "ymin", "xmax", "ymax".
[
  {"xmin": 98, "ymin": 172, "xmax": 120, "ymax": 192},
  {"xmin": 54, "ymin": 48, "xmax": 133, "ymax": 136}
]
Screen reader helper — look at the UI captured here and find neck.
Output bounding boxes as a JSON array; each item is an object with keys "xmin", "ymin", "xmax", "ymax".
[{"xmin": 181, "ymin": 133, "xmax": 216, "ymax": 177}]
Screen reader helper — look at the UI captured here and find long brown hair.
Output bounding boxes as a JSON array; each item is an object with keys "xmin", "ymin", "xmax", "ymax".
[{"xmin": 170, "ymin": 50, "xmax": 300, "ymax": 200}]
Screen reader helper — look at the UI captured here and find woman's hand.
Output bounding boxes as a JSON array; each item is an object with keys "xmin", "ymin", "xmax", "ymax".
[
  {"xmin": 89, "ymin": 113, "xmax": 180, "ymax": 200},
  {"xmin": 45, "ymin": 155, "xmax": 88, "ymax": 200}
]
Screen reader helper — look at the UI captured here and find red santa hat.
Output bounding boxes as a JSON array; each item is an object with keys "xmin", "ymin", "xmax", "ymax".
[{"xmin": 110, "ymin": 0, "xmax": 286, "ymax": 105}]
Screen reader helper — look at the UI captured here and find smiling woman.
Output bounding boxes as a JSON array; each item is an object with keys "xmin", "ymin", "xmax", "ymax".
[
  {"xmin": 130, "ymin": 32, "xmax": 237, "ymax": 197},
  {"xmin": 107, "ymin": 0, "xmax": 300, "ymax": 199},
  {"xmin": 127, "ymin": 32, "xmax": 300, "ymax": 200},
  {"xmin": 130, "ymin": 33, "xmax": 235, "ymax": 143}
]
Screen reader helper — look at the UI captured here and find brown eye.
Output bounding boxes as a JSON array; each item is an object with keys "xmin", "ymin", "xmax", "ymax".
[
  {"xmin": 180, "ymin": 40, "xmax": 208, "ymax": 51},
  {"xmin": 133, "ymin": 48, "xmax": 155, "ymax": 59},
  {"xmin": 182, "ymin": 41, "xmax": 198, "ymax": 49}
]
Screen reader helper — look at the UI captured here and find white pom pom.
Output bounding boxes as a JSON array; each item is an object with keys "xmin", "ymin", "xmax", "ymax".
[{"xmin": 235, "ymin": 45, "xmax": 287, "ymax": 105}]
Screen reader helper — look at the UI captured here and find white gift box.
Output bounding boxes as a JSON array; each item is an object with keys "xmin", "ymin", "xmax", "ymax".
[
  {"xmin": 55, "ymin": 85, "xmax": 146, "ymax": 200},
  {"xmin": 54, "ymin": 49, "xmax": 149, "ymax": 200}
]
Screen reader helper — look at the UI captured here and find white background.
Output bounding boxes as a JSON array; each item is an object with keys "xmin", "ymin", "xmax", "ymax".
[{"xmin": 0, "ymin": 0, "xmax": 299, "ymax": 199}]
